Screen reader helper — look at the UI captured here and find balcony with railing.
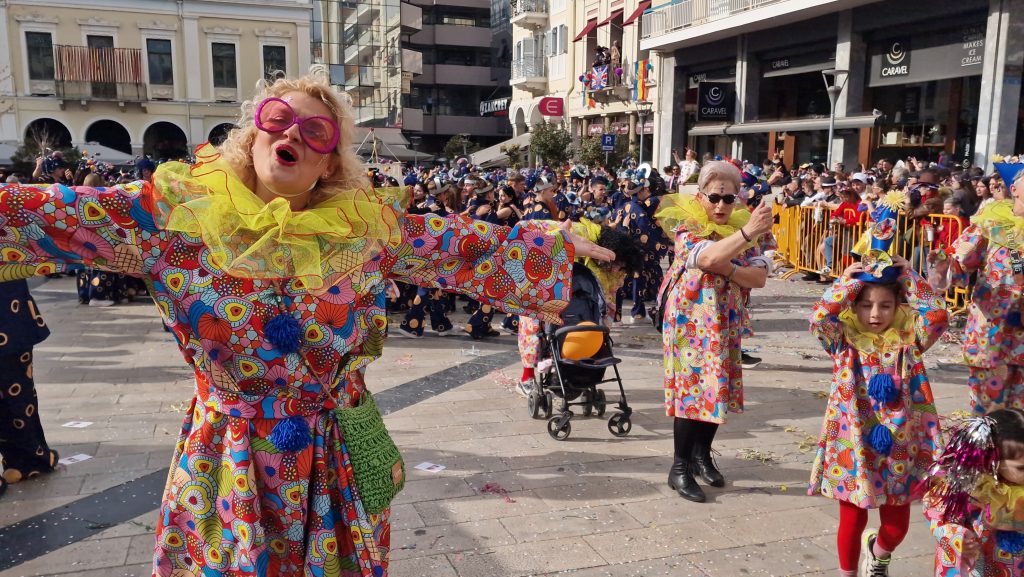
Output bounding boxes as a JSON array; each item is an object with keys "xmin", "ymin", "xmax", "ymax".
[
  {"xmin": 639, "ymin": 0, "xmax": 867, "ymax": 49},
  {"xmin": 54, "ymin": 45, "xmax": 146, "ymax": 102},
  {"xmin": 511, "ymin": 0, "xmax": 548, "ymax": 29},
  {"xmin": 511, "ymin": 56, "xmax": 547, "ymax": 92}
]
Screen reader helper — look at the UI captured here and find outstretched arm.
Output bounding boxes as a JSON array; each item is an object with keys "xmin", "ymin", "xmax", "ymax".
[
  {"xmin": 892, "ymin": 255, "xmax": 949, "ymax": 352},
  {"xmin": 0, "ymin": 181, "xmax": 166, "ymax": 281}
]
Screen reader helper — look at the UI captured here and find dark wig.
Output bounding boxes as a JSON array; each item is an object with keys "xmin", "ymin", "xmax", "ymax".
[
  {"xmin": 991, "ymin": 408, "xmax": 1024, "ymax": 461},
  {"xmin": 596, "ymin": 226, "xmax": 644, "ymax": 275}
]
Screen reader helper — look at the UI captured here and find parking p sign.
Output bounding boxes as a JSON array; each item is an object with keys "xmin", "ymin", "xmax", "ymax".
[{"xmin": 601, "ymin": 134, "xmax": 616, "ymax": 151}]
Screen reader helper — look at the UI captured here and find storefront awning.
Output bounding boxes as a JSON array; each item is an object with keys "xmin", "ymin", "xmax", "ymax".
[
  {"xmin": 573, "ymin": 19, "xmax": 598, "ymax": 42},
  {"xmin": 470, "ymin": 132, "xmax": 532, "ymax": 168},
  {"xmin": 687, "ymin": 113, "xmax": 882, "ymax": 136},
  {"xmin": 596, "ymin": 10, "xmax": 623, "ymax": 28},
  {"xmin": 623, "ymin": 1, "xmax": 652, "ymax": 25},
  {"xmin": 762, "ymin": 61, "xmax": 834, "ymax": 78}
]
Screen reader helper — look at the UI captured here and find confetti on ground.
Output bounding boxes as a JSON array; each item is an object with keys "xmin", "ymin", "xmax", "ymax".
[
  {"xmin": 58, "ymin": 454, "xmax": 93, "ymax": 465},
  {"xmin": 737, "ymin": 448, "xmax": 778, "ymax": 464},
  {"xmin": 478, "ymin": 482, "xmax": 516, "ymax": 503},
  {"xmin": 395, "ymin": 354, "xmax": 413, "ymax": 366},
  {"xmin": 814, "ymin": 390, "xmax": 829, "ymax": 399},
  {"xmin": 461, "ymin": 345, "xmax": 481, "ymax": 357},
  {"xmin": 489, "ymin": 369, "xmax": 519, "ymax": 390},
  {"xmin": 62, "ymin": 421, "xmax": 93, "ymax": 428},
  {"xmin": 168, "ymin": 401, "xmax": 191, "ymax": 413}
]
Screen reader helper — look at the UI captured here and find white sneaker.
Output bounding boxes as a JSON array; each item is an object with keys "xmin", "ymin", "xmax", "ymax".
[
  {"xmin": 516, "ymin": 379, "xmax": 533, "ymax": 397},
  {"xmin": 434, "ymin": 326, "xmax": 453, "ymax": 336},
  {"xmin": 396, "ymin": 326, "xmax": 422, "ymax": 338},
  {"xmin": 859, "ymin": 529, "xmax": 891, "ymax": 577}
]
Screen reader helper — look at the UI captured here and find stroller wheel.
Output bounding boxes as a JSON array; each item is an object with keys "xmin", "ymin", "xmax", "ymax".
[
  {"xmin": 582, "ymin": 390, "xmax": 594, "ymax": 417},
  {"xmin": 547, "ymin": 416, "xmax": 572, "ymax": 440},
  {"xmin": 527, "ymin": 392, "xmax": 542, "ymax": 419},
  {"xmin": 595, "ymin": 389, "xmax": 608, "ymax": 417},
  {"xmin": 607, "ymin": 412, "xmax": 632, "ymax": 437},
  {"xmin": 542, "ymin": 391, "xmax": 554, "ymax": 419}
]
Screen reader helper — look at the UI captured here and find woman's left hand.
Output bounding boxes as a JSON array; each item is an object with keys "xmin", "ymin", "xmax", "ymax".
[
  {"xmin": 891, "ymin": 254, "xmax": 912, "ymax": 271},
  {"xmin": 560, "ymin": 220, "xmax": 615, "ymax": 262}
]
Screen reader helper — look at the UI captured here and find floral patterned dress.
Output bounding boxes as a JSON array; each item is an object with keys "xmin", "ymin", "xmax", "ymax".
[
  {"xmin": 660, "ymin": 228, "xmax": 766, "ymax": 423},
  {"xmin": 950, "ymin": 208, "xmax": 1024, "ymax": 413},
  {"xmin": 807, "ymin": 271, "xmax": 947, "ymax": 507},
  {"xmin": 0, "ymin": 154, "xmax": 574, "ymax": 577}
]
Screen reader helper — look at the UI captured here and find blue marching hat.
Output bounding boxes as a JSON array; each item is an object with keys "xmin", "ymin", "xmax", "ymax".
[
  {"xmin": 855, "ymin": 190, "xmax": 908, "ymax": 284},
  {"xmin": 994, "ymin": 162, "xmax": 1024, "ymax": 189}
]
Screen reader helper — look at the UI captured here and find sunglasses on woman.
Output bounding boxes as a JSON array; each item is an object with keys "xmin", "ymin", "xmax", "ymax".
[
  {"xmin": 254, "ymin": 97, "xmax": 340, "ymax": 154},
  {"xmin": 705, "ymin": 193, "xmax": 737, "ymax": 205}
]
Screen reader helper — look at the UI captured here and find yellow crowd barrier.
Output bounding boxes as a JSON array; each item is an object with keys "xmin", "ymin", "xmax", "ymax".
[{"xmin": 771, "ymin": 203, "xmax": 972, "ymax": 316}]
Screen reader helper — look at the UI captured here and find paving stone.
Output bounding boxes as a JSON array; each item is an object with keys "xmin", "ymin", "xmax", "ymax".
[
  {"xmin": 391, "ymin": 518, "xmax": 516, "ymax": 560},
  {"xmin": 685, "ymin": 537, "xmax": 836, "ymax": 576},
  {"xmin": 536, "ymin": 556, "xmax": 708, "ymax": 577},
  {"xmin": 0, "ymin": 536, "xmax": 131, "ymax": 575},
  {"xmin": 448, "ymin": 539, "xmax": 605, "ymax": 577},
  {"xmin": 390, "ymin": 553, "xmax": 458, "ymax": 577},
  {"xmin": 500, "ymin": 504, "xmax": 642, "ymax": 543},
  {"xmin": 583, "ymin": 520, "xmax": 736, "ymax": 564}
]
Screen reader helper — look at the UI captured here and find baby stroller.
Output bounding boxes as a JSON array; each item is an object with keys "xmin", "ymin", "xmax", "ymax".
[{"xmin": 526, "ymin": 266, "xmax": 632, "ymax": 440}]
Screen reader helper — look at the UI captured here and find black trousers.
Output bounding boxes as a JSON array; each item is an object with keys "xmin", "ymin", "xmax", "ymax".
[{"xmin": 0, "ymin": 350, "xmax": 54, "ymax": 479}]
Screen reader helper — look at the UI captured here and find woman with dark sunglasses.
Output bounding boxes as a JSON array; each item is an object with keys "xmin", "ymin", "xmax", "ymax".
[
  {"xmin": 653, "ymin": 161, "xmax": 775, "ymax": 503},
  {"xmin": 0, "ymin": 75, "xmax": 614, "ymax": 577}
]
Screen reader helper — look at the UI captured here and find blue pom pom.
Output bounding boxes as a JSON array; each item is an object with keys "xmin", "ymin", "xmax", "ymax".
[
  {"xmin": 867, "ymin": 424, "xmax": 893, "ymax": 455},
  {"xmin": 1007, "ymin": 311, "xmax": 1022, "ymax": 328},
  {"xmin": 868, "ymin": 373, "xmax": 899, "ymax": 405},
  {"xmin": 996, "ymin": 530, "xmax": 1024, "ymax": 555},
  {"xmin": 269, "ymin": 416, "xmax": 311, "ymax": 452},
  {"xmin": 265, "ymin": 312, "xmax": 302, "ymax": 354}
]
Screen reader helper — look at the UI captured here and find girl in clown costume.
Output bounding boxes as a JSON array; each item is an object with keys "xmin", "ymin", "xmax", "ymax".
[
  {"xmin": 808, "ymin": 191, "xmax": 948, "ymax": 577},
  {"xmin": 0, "ymin": 76, "xmax": 612, "ymax": 577}
]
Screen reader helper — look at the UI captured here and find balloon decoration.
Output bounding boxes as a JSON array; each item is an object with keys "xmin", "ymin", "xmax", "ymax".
[{"xmin": 561, "ymin": 321, "xmax": 604, "ymax": 360}]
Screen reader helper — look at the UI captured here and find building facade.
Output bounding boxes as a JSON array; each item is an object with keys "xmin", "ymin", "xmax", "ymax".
[
  {"xmin": 310, "ymin": 0, "xmax": 511, "ymax": 159},
  {"xmin": 509, "ymin": 0, "xmax": 666, "ymax": 167},
  {"xmin": 640, "ymin": 0, "xmax": 1024, "ymax": 171},
  {"xmin": 0, "ymin": 0, "xmax": 312, "ymax": 161}
]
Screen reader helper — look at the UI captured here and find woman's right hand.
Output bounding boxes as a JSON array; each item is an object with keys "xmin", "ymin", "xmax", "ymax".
[{"xmin": 745, "ymin": 202, "xmax": 773, "ymax": 237}]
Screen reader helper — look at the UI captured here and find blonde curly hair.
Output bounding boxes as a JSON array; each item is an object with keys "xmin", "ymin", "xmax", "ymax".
[{"xmin": 219, "ymin": 75, "xmax": 369, "ymax": 201}]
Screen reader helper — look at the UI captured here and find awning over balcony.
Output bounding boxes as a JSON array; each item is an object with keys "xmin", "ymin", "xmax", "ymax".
[
  {"xmin": 687, "ymin": 113, "xmax": 882, "ymax": 136},
  {"xmin": 596, "ymin": 10, "xmax": 623, "ymax": 28},
  {"xmin": 470, "ymin": 132, "xmax": 532, "ymax": 168},
  {"xmin": 573, "ymin": 19, "xmax": 598, "ymax": 42},
  {"xmin": 623, "ymin": 1, "xmax": 651, "ymax": 25}
]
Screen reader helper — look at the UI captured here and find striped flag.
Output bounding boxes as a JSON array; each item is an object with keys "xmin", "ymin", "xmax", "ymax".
[{"xmin": 634, "ymin": 59, "xmax": 651, "ymax": 101}]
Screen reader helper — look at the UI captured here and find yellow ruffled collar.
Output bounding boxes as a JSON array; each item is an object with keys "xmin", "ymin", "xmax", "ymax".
[
  {"xmin": 975, "ymin": 475, "xmax": 1024, "ymax": 532},
  {"xmin": 152, "ymin": 144, "xmax": 406, "ymax": 291},
  {"xmin": 839, "ymin": 306, "xmax": 916, "ymax": 354},
  {"xmin": 654, "ymin": 194, "xmax": 752, "ymax": 241},
  {"xmin": 972, "ymin": 199, "xmax": 1024, "ymax": 250}
]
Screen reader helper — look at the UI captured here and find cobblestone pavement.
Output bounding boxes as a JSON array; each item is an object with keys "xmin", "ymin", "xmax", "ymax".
[{"xmin": 0, "ymin": 275, "xmax": 971, "ymax": 577}]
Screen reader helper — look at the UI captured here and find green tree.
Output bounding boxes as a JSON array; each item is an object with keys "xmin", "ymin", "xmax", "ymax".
[
  {"xmin": 10, "ymin": 140, "xmax": 82, "ymax": 178},
  {"xmin": 443, "ymin": 134, "xmax": 480, "ymax": 160},
  {"xmin": 529, "ymin": 122, "xmax": 572, "ymax": 168},
  {"xmin": 571, "ymin": 135, "xmax": 629, "ymax": 171}
]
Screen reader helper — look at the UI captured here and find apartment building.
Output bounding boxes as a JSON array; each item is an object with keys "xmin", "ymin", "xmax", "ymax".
[
  {"xmin": 507, "ymin": 0, "xmax": 665, "ymax": 167},
  {"xmin": 639, "ymin": 0, "xmax": 1023, "ymax": 170},
  {"xmin": 0, "ymin": 0, "xmax": 312, "ymax": 161}
]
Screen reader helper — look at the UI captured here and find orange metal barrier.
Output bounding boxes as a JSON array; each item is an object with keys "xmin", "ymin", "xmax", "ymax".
[{"xmin": 771, "ymin": 202, "xmax": 972, "ymax": 315}]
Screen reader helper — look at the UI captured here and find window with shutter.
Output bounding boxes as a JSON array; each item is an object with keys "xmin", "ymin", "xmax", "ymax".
[{"xmin": 559, "ymin": 25, "xmax": 568, "ymax": 54}]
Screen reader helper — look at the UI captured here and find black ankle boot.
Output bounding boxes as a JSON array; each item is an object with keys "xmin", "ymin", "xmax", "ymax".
[
  {"xmin": 668, "ymin": 455, "xmax": 706, "ymax": 502},
  {"xmin": 691, "ymin": 446, "xmax": 725, "ymax": 487}
]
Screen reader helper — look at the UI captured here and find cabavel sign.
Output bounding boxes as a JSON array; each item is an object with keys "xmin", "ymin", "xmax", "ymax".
[
  {"xmin": 880, "ymin": 39, "xmax": 910, "ymax": 78},
  {"xmin": 696, "ymin": 82, "xmax": 734, "ymax": 121}
]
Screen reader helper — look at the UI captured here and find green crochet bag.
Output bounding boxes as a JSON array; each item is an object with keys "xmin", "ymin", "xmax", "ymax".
[{"xmin": 335, "ymin": 391, "xmax": 405, "ymax": 515}]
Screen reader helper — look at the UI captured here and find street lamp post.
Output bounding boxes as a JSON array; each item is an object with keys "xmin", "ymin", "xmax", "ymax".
[
  {"xmin": 822, "ymin": 69, "xmax": 848, "ymax": 171},
  {"xmin": 409, "ymin": 135, "xmax": 422, "ymax": 169},
  {"xmin": 459, "ymin": 133, "xmax": 470, "ymax": 157},
  {"xmin": 635, "ymin": 100, "xmax": 653, "ymax": 166}
]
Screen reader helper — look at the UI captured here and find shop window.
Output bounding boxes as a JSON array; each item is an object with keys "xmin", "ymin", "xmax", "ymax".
[
  {"xmin": 26, "ymin": 31, "xmax": 55, "ymax": 81},
  {"xmin": 147, "ymin": 39, "xmax": 174, "ymax": 86}
]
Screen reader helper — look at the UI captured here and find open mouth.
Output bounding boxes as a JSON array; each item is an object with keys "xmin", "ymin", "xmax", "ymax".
[{"xmin": 275, "ymin": 145, "xmax": 298, "ymax": 165}]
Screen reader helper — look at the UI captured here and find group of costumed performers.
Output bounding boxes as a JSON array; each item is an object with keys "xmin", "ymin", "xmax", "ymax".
[
  {"xmin": 0, "ymin": 75, "xmax": 615, "ymax": 577},
  {"xmin": 654, "ymin": 161, "xmax": 776, "ymax": 504}
]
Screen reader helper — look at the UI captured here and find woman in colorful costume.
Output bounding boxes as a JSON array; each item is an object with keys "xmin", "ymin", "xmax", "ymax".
[
  {"xmin": 924, "ymin": 409, "xmax": 1024, "ymax": 577},
  {"xmin": 807, "ymin": 191, "xmax": 948, "ymax": 577},
  {"xmin": 0, "ymin": 76, "xmax": 612, "ymax": 577},
  {"xmin": 946, "ymin": 163, "xmax": 1024, "ymax": 414},
  {"xmin": 655, "ymin": 161, "xmax": 775, "ymax": 503}
]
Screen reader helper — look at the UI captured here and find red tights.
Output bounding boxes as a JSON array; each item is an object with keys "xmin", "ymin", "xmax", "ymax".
[{"xmin": 837, "ymin": 500, "xmax": 911, "ymax": 571}]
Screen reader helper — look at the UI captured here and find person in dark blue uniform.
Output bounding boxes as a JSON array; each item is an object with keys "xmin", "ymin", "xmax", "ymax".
[
  {"xmin": 0, "ymin": 280, "xmax": 58, "ymax": 496},
  {"xmin": 613, "ymin": 174, "xmax": 668, "ymax": 321},
  {"xmin": 462, "ymin": 177, "xmax": 502, "ymax": 339}
]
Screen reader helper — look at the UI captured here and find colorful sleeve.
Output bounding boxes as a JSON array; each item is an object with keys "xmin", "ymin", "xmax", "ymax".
[
  {"xmin": 809, "ymin": 276, "xmax": 861, "ymax": 355},
  {"xmin": 0, "ymin": 181, "xmax": 167, "ymax": 281},
  {"xmin": 898, "ymin": 268, "xmax": 949, "ymax": 352},
  {"xmin": 384, "ymin": 213, "xmax": 574, "ymax": 324},
  {"xmin": 949, "ymin": 225, "xmax": 988, "ymax": 287}
]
